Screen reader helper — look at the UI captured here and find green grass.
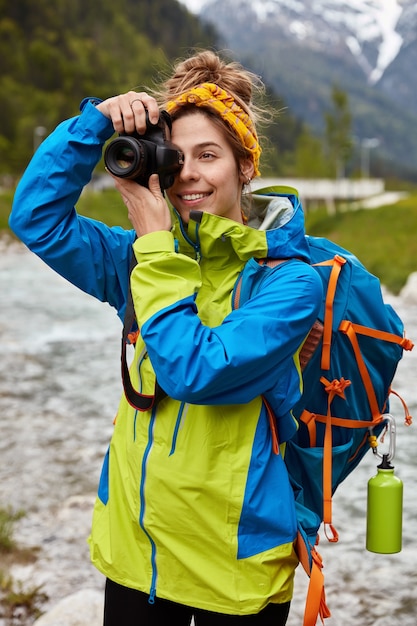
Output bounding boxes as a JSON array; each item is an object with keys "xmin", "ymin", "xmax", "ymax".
[
  {"xmin": 2, "ymin": 186, "xmax": 131, "ymax": 231},
  {"xmin": 3, "ymin": 188, "xmax": 417, "ymax": 294},
  {"xmin": 0, "ymin": 572, "xmax": 47, "ymax": 623},
  {"xmin": 76, "ymin": 188, "xmax": 132, "ymax": 229},
  {"xmin": 0, "ymin": 507, "xmax": 46, "ymax": 623},
  {"xmin": 0, "ymin": 508, "xmax": 24, "ymax": 553},
  {"xmin": 304, "ymin": 194, "xmax": 417, "ymax": 294},
  {"xmin": 0, "ymin": 190, "xmax": 14, "ymax": 231}
]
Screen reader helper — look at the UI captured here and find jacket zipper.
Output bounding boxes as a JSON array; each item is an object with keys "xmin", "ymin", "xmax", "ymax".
[
  {"xmin": 138, "ymin": 404, "xmax": 158, "ymax": 603},
  {"xmin": 138, "ymin": 402, "xmax": 188, "ymax": 602},
  {"xmin": 176, "ymin": 211, "xmax": 202, "ymax": 263}
]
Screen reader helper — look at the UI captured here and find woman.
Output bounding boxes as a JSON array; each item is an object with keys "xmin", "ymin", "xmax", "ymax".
[{"xmin": 10, "ymin": 51, "xmax": 322, "ymax": 625}]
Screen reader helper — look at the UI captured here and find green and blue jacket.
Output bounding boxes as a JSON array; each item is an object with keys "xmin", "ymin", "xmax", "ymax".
[{"xmin": 10, "ymin": 100, "xmax": 323, "ymax": 615}]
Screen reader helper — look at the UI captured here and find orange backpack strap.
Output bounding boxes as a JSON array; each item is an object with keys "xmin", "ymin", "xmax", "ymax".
[
  {"xmin": 339, "ymin": 319, "xmax": 413, "ymax": 419},
  {"xmin": 340, "ymin": 322, "xmax": 414, "ymax": 350},
  {"xmin": 320, "ymin": 377, "xmax": 350, "ymax": 539},
  {"xmin": 314, "ymin": 255, "xmax": 346, "ymax": 370},
  {"xmin": 304, "ymin": 550, "xmax": 332, "ymax": 626},
  {"xmin": 295, "ymin": 531, "xmax": 331, "ymax": 626}
]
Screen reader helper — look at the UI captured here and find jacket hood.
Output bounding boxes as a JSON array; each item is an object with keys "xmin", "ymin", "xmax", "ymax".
[
  {"xmin": 171, "ymin": 186, "xmax": 310, "ymax": 264},
  {"xmin": 244, "ymin": 186, "xmax": 310, "ymax": 261}
]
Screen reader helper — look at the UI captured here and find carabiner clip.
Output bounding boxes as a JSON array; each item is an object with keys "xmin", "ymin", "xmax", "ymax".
[{"xmin": 371, "ymin": 413, "xmax": 397, "ymax": 462}]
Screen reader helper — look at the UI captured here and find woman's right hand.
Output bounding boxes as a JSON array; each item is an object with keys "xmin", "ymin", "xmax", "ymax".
[
  {"xmin": 97, "ymin": 92, "xmax": 172, "ymax": 237},
  {"xmin": 96, "ymin": 91, "xmax": 160, "ymax": 135}
]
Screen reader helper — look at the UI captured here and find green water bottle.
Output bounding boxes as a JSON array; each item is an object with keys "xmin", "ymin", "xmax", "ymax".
[{"xmin": 366, "ymin": 454, "xmax": 403, "ymax": 554}]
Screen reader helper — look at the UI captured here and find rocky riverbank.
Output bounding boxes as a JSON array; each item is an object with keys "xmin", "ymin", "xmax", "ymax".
[{"xmin": 2, "ymin": 495, "xmax": 104, "ymax": 625}]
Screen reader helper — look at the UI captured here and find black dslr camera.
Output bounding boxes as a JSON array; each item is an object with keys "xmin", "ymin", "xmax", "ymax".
[{"xmin": 104, "ymin": 110, "xmax": 184, "ymax": 190}]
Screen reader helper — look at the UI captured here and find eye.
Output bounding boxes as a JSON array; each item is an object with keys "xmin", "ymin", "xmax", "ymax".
[{"xmin": 200, "ymin": 151, "xmax": 215, "ymax": 160}]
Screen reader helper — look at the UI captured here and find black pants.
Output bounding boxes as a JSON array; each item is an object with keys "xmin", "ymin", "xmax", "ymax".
[{"xmin": 104, "ymin": 579, "xmax": 290, "ymax": 626}]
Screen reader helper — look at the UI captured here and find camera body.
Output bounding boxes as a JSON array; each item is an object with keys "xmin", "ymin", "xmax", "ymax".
[{"xmin": 104, "ymin": 110, "xmax": 184, "ymax": 190}]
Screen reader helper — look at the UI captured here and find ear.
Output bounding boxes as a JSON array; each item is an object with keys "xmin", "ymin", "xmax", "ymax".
[{"xmin": 239, "ymin": 158, "xmax": 255, "ymax": 184}]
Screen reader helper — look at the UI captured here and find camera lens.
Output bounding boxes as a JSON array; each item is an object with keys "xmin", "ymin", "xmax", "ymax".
[
  {"xmin": 115, "ymin": 146, "xmax": 136, "ymax": 170},
  {"xmin": 104, "ymin": 136, "xmax": 147, "ymax": 180}
]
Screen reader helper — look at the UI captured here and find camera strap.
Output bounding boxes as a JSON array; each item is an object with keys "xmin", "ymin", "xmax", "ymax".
[{"xmin": 121, "ymin": 253, "xmax": 167, "ymax": 411}]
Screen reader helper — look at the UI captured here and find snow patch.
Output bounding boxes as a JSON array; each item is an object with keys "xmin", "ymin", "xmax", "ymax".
[
  {"xmin": 290, "ymin": 20, "xmax": 308, "ymax": 40},
  {"xmin": 369, "ymin": 0, "xmax": 403, "ymax": 83},
  {"xmin": 179, "ymin": 0, "xmax": 407, "ymax": 84}
]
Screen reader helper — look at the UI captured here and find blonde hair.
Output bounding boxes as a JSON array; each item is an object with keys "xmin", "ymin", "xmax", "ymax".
[{"xmin": 153, "ymin": 51, "xmax": 270, "ymax": 174}]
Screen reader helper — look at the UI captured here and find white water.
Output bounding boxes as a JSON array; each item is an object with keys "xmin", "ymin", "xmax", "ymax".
[{"xmin": 1, "ymin": 242, "xmax": 416, "ymax": 625}]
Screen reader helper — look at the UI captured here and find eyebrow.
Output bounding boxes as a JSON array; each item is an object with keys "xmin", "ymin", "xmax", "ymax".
[{"xmin": 194, "ymin": 141, "xmax": 224, "ymax": 151}]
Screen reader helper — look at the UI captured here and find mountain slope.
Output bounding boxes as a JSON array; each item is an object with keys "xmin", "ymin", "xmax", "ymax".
[{"xmin": 181, "ymin": 0, "xmax": 417, "ymax": 178}]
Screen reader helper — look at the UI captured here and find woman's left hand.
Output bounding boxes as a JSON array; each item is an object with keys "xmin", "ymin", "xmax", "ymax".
[{"xmin": 112, "ymin": 173, "xmax": 172, "ymax": 237}]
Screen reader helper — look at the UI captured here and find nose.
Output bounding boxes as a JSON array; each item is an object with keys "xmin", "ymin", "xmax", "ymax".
[{"xmin": 177, "ymin": 157, "xmax": 200, "ymax": 181}]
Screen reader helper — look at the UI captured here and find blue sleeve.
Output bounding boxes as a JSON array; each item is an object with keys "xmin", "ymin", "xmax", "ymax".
[
  {"xmin": 9, "ymin": 100, "xmax": 136, "ymax": 319},
  {"xmin": 141, "ymin": 260, "xmax": 323, "ymax": 405}
]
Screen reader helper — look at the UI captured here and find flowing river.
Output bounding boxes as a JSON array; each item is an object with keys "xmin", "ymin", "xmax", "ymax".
[{"xmin": 1, "ymin": 240, "xmax": 416, "ymax": 625}]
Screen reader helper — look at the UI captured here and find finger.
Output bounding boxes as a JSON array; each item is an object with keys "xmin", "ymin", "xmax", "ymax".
[
  {"xmin": 100, "ymin": 93, "xmax": 144, "ymax": 135},
  {"xmin": 98, "ymin": 96, "xmax": 134, "ymax": 134},
  {"xmin": 112, "ymin": 175, "xmax": 136, "ymax": 199},
  {"xmin": 148, "ymin": 173, "xmax": 163, "ymax": 196},
  {"xmin": 97, "ymin": 92, "xmax": 160, "ymax": 134},
  {"xmin": 131, "ymin": 93, "xmax": 160, "ymax": 125},
  {"xmin": 120, "ymin": 93, "xmax": 141, "ymax": 134},
  {"xmin": 96, "ymin": 97, "xmax": 125, "ymax": 132}
]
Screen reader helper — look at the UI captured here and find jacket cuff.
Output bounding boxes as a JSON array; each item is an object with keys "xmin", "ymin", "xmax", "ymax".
[
  {"xmin": 77, "ymin": 98, "xmax": 115, "ymax": 142},
  {"xmin": 133, "ymin": 231, "xmax": 175, "ymax": 257},
  {"xmin": 79, "ymin": 97, "xmax": 103, "ymax": 111}
]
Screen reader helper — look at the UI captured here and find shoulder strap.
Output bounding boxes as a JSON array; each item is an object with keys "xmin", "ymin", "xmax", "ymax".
[{"xmin": 121, "ymin": 253, "xmax": 166, "ymax": 411}]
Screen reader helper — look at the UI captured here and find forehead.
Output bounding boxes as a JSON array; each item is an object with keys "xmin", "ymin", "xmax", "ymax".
[{"xmin": 170, "ymin": 111, "xmax": 228, "ymax": 147}]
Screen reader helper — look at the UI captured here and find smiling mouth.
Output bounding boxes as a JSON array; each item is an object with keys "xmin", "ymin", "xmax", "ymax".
[{"xmin": 180, "ymin": 193, "xmax": 210, "ymax": 201}]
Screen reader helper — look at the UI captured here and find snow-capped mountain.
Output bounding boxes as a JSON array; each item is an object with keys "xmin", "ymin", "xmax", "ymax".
[
  {"xmin": 183, "ymin": 0, "xmax": 413, "ymax": 85},
  {"xmin": 179, "ymin": 0, "xmax": 417, "ymax": 175}
]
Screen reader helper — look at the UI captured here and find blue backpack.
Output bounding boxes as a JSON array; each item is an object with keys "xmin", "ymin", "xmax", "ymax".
[{"xmin": 234, "ymin": 190, "xmax": 414, "ymax": 625}]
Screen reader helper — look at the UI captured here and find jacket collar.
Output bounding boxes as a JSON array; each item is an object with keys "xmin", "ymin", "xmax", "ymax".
[{"xmin": 170, "ymin": 186, "xmax": 310, "ymax": 265}]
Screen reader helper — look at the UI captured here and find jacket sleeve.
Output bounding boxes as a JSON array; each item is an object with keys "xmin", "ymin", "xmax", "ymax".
[
  {"xmin": 9, "ymin": 100, "xmax": 136, "ymax": 319},
  {"xmin": 131, "ymin": 232, "xmax": 323, "ymax": 406}
]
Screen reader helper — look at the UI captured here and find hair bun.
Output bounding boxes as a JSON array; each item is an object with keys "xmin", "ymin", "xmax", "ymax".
[{"xmin": 160, "ymin": 51, "xmax": 264, "ymax": 116}]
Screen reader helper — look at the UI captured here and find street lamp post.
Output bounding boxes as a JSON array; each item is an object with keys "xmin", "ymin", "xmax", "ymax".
[
  {"xmin": 361, "ymin": 138, "xmax": 380, "ymax": 178},
  {"xmin": 33, "ymin": 126, "xmax": 47, "ymax": 153}
]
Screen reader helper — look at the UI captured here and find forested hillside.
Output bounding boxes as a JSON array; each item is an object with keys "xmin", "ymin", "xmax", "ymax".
[{"xmin": 0, "ymin": 0, "xmax": 219, "ymax": 173}]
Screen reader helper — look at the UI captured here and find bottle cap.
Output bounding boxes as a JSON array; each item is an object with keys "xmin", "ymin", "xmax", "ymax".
[{"xmin": 378, "ymin": 453, "xmax": 394, "ymax": 470}]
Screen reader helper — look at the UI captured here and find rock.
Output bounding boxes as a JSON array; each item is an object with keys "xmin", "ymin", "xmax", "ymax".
[
  {"xmin": 33, "ymin": 589, "xmax": 104, "ymax": 626},
  {"xmin": 400, "ymin": 272, "xmax": 417, "ymax": 304}
]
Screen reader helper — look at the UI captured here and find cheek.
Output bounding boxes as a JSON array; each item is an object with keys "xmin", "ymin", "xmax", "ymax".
[{"xmin": 215, "ymin": 162, "xmax": 240, "ymax": 187}]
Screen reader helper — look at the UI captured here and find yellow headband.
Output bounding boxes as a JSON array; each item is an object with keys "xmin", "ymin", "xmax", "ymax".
[{"xmin": 166, "ymin": 82, "xmax": 261, "ymax": 177}]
